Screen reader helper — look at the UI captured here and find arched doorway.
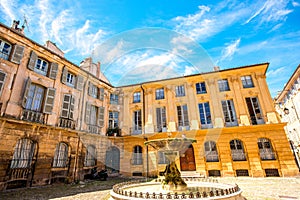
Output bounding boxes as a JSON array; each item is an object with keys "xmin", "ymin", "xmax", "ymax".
[
  {"xmin": 180, "ymin": 145, "xmax": 196, "ymax": 171},
  {"xmin": 105, "ymin": 146, "xmax": 120, "ymax": 173}
]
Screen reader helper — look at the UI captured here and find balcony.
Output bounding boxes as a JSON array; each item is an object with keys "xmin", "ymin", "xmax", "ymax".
[
  {"xmin": 130, "ymin": 127, "xmax": 142, "ymax": 135},
  {"xmin": 59, "ymin": 118, "xmax": 75, "ymax": 129},
  {"xmin": 106, "ymin": 127, "xmax": 121, "ymax": 136},
  {"xmin": 88, "ymin": 125, "xmax": 100, "ymax": 134},
  {"xmin": 21, "ymin": 109, "xmax": 44, "ymax": 124}
]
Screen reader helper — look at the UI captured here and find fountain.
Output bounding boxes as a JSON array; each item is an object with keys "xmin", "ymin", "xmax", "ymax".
[{"xmin": 110, "ymin": 136, "xmax": 242, "ymax": 199}]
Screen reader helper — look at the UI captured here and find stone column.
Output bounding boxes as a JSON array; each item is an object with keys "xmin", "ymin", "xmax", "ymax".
[
  {"xmin": 186, "ymin": 82, "xmax": 199, "ymax": 130},
  {"xmin": 144, "ymin": 88, "xmax": 154, "ymax": 134},
  {"xmin": 166, "ymin": 85, "xmax": 177, "ymax": 132}
]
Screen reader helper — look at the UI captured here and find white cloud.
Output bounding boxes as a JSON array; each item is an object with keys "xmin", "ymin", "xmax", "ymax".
[
  {"xmin": 266, "ymin": 67, "xmax": 285, "ymax": 77},
  {"xmin": 50, "ymin": 10, "xmax": 72, "ymax": 45},
  {"xmin": 219, "ymin": 38, "xmax": 241, "ymax": 62},
  {"xmin": 0, "ymin": 0, "xmax": 17, "ymax": 24},
  {"xmin": 292, "ymin": 1, "xmax": 300, "ymax": 7},
  {"xmin": 244, "ymin": 0, "xmax": 293, "ymax": 24}
]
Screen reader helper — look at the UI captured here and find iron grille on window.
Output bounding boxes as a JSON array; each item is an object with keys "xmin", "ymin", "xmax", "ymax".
[
  {"xmin": 53, "ymin": 143, "xmax": 69, "ymax": 168},
  {"xmin": 258, "ymin": 138, "xmax": 276, "ymax": 160},
  {"xmin": 10, "ymin": 139, "xmax": 36, "ymax": 169},
  {"xmin": 205, "ymin": 141, "xmax": 219, "ymax": 162},
  {"xmin": 85, "ymin": 145, "xmax": 96, "ymax": 167}
]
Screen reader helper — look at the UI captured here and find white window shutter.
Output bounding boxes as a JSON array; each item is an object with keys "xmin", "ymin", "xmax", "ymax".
[
  {"xmin": 22, "ymin": 78, "xmax": 31, "ymax": 108},
  {"xmin": 49, "ymin": 62, "xmax": 58, "ymax": 79},
  {"xmin": 99, "ymin": 88, "xmax": 104, "ymax": 101},
  {"xmin": 43, "ymin": 88, "xmax": 56, "ymax": 114},
  {"xmin": 85, "ymin": 102, "xmax": 91, "ymax": 124},
  {"xmin": 70, "ymin": 95, "xmax": 75, "ymax": 120},
  {"xmin": 27, "ymin": 51, "xmax": 37, "ymax": 70},
  {"xmin": 0, "ymin": 71, "xmax": 7, "ymax": 97},
  {"xmin": 61, "ymin": 67, "xmax": 68, "ymax": 84},
  {"xmin": 61, "ymin": 94, "xmax": 71, "ymax": 118},
  {"xmin": 98, "ymin": 106, "xmax": 105, "ymax": 127},
  {"xmin": 76, "ymin": 75, "xmax": 84, "ymax": 91},
  {"xmin": 10, "ymin": 44, "xmax": 24, "ymax": 64}
]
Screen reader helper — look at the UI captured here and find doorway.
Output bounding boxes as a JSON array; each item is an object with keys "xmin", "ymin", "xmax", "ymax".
[{"xmin": 180, "ymin": 145, "xmax": 196, "ymax": 171}]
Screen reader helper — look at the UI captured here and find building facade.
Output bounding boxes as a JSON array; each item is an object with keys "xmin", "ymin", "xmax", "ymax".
[
  {"xmin": 275, "ymin": 65, "xmax": 300, "ymax": 169},
  {"xmin": 0, "ymin": 21, "xmax": 298, "ymax": 191}
]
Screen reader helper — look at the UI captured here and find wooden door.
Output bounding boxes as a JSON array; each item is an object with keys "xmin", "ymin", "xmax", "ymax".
[{"xmin": 180, "ymin": 145, "xmax": 196, "ymax": 171}]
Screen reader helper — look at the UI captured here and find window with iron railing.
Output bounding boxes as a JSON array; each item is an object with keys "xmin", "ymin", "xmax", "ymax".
[
  {"xmin": 53, "ymin": 142, "xmax": 69, "ymax": 168},
  {"xmin": 10, "ymin": 138, "xmax": 36, "ymax": 169},
  {"xmin": 258, "ymin": 138, "xmax": 276, "ymax": 160},
  {"xmin": 230, "ymin": 139, "xmax": 246, "ymax": 161},
  {"xmin": 204, "ymin": 141, "xmax": 219, "ymax": 162}
]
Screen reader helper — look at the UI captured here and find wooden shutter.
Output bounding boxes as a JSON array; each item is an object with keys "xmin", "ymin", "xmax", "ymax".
[
  {"xmin": 69, "ymin": 95, "xmax": 75, "ymax": 119},
  {"xmin": 98, "ymin": 106, "xmax": 105, "ymax": 127},
  {"xmin": 61, "ymin": 67, "xmax": 68, "ymax": 84},
  {"xmin": 0, "ymin": 71, "xmax": 7, "ymax": 96},
  {"xmin": 99, "ymin": 88, "xmax": 104, "ymax": 101},
  {"xmin": 76, "ymin": 75, "xmax": 84, "ymax": 91},
  {"xmin": 61, "ymin": 94, "xmax": 70, "ymax": 118},
  {"xmin": 88, "ymin": 82, "xmax": 92, "ymax": 96},
  {"xmin": 10, "ymin": 44, "xmax": 24, "ymax": 64},
  {"xmin": 22, "ymin": 78, "xmax": 32, "ymax": 108},
  {"xmin": 43, "ymin": 88, "xmax": 56, "ymax": 114},
  {"xmin": 49, "ymin": 62, "xmax": 58, "ymax": 79},
  {"xmin": 27, "ymin": 51, "xmax": 37, "ymax": 70},
  {"xmin": 85, "ymin": 102, "xmax": 91, "ymax": 124}
]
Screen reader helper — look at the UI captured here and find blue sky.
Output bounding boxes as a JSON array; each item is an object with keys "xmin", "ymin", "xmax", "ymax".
[{"xmin": 0, "ymin": 0, "xmax": 299, "ymax": 97}]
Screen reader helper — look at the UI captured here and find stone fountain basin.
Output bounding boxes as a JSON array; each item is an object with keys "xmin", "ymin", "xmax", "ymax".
[{"xmin": 110, "ymin": 179, "xmax": 242, "ymax": 200}]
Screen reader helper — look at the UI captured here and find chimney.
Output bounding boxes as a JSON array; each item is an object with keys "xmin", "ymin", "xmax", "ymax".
[
  {"xmin": 11, "ymin": 20, "xmax": 25, "ymax": 35},
  {"xmin": 97, "ymin": 61, "xmax": 101, "ymax": 79},
  {"xmin": 213, "ymin": 66, "xmax": 220, "ymax": 71}
]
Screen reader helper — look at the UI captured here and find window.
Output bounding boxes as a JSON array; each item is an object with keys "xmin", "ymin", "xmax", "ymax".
[
  {"xmin": 89, "ymin": 83, "xmax": 98, "ymax": 98},
  {"xmin": 198, "ymin": 102, "xmax": 212, "ymax": 128},
  {"xmin": 230, "ymin": 139, "xmax": 246, "ymax": 161},
  {"xmin": 110, "ymin": 94, "xmax": 119, "ymax": 104},
  {"xmin": 85, "ymin": 103, "xmax": 105, "ymax": 134},
  {"xmin": 25, "ymin": 83, "xmax": 45, "ymax": 112},
  {"xmin": 156, "ymin": 88, "xmax": 164, "ymax": 100},
  {"xmin": 0, "ymin": 71, "xmax": 7, "ymax": 96},
  {"xmin": 177, "ymin": 104, "xmax": 189, "ymax": 129},
  {"xmin": 133, "ymin": 92, "xmax": 141, "ymax": 103},
  {"xmin": 0, "ymin": 39, "xmax": 24, "ymax": 63},
  {"xmin": 85, "ymin": 145, "xmax": 96, "ymax": 167},
  {"xmin": 195, "ymin": 82, "xmax": 207, "ymax": 94},
  {"xmin": 61, "ymin": 94, "xmax": 75, "ymax": 119},
  {"xmin": 158, "ymin": 151, "xmax": 169, "ymax": 164},
  {"xmin": 218, "ymin": 79, "xmax": 230, "ymax": 92},
  {"xmin": 53, "ymin": 142, "xmax": 69, "ymax": 168},
  {"xmin": 61, "ymin": 67, "xmax": 83, "ymax": 90},
  {"xmin": 175, "ymin": 85, "xmax": 185, "ymax": 97},
  {"xmin": 258, "ymin": 138, "xmax": 276, "ymax": 160},
  {"xmin": 236, "ymin": 169, "xmax": 249, "ymax": 176},
  {"xmin": 28, "ymin": 51, "xmax": 58, "ymax": 79},
  {"xmin": 265, "ymin": 169, "xmax": 280, "ymax": 177},
  {"xmin": 0, "ymin": 39, "xmax": 12, "ymax": 60},
  {"xmin": 34, "ymin": 58, "xmax": 48, "ymax": 75},
  {"xmin": 109, "ymin": 111, "xmax": 119, "ymax": 128},
  {"xmin": 204, "ymin": 141, "xmax": 219, "ymax": 162},
  {"xmin": 221, "ymin": 100, "xmax": 238, "ymax": 127},
  {"xmin": 156, "ymin": 107, "xmax": 167, "ymax": 132},
  {"xmin": 246, "ymin": 97, "xmax": 264, "ymax": 125},
  {"xmin": 241, "ymin": 75, "xmax": 254, "ymax": 88},
  {"xmin": 10, "ymin": 138, "xmax": 36, "ymax": 168},
  {"xmin": 133, "ymin": 110, "xmax": 142, "ymax": 134},
  {"xmin": 132, "ymin": 145, "xmax": 143, "ymax": 165}
]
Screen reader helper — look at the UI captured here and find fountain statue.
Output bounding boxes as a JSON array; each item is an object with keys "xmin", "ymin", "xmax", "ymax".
[{"xmin": 110, "ymin": 136, "xmax": 242, "ymax": 200}]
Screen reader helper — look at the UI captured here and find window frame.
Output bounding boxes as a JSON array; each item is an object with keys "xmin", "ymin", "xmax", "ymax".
[
  {"xmin": 133, "ymin": 92, "xmax": 141, "ymax": 103},
  {"xmin": 34, "ymin": 58, "xmax": 49, "ymax": 76},
  {"xmin": 109, "ymin": 111, "xmax": 119, "ymax": 128},
  {"xmin": 221, "ymin": 99, "xmax": 238, "ymax": 126},
  {"xmin": 132, "ymin": 145, "xmax": 143, "ymax": 165},
  {"xmin": 53, "ymin": 142, "xmax": 69, "ymax": 168},
  {"xmin": 10, "ymin": 138, "xmax": 36, "ymax": 169},
  {"xmin": 156, "ymin": 107, "xmax": 167, "ymax": 132},
  {"xmin": 155, "ymin": 88, "xmax": 165, "ymax": 100},
  {"xmin": 195, "ymin": 82, "xmax": 207, "ymax": 94},
  {"xmin": 0, "ymin": 39, "xmax": 12, "ymax": 60},
  {"xmin": 175, "ymin": 85, "xmax": 185, "ymax": 97},
  {"xmin": 218, "ymin": 79, "xmax": 230, "ymax": 92},
  {"xmin": 133, "ymin": 110, "xmax": 142, "ymax": 134},
  {"xmin": 84, "ymin": 145, "xmax": 97, "ymax": 167},
  {"xmin": 110, "ymin": 94, "xmax": 119, "ymax": 105},
  {"xmin": 177, "ymin": 104, "xmax": 189, "ymax": 128},
  {"xmin": 198, "ymin": 102, "xmax": 212, "ymax": 128},
  {"xmin": 204, "ymin": 141, "xmax": 219, "ymax": 162},
  {"xmin": 241, "ymin": 75, "xmax": 254, "ymax": 88}
]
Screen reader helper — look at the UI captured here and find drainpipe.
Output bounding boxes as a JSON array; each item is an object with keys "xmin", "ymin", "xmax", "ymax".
[{"xmin": 141, "ymin": 84, "xmax": 148, "ymax": 180}]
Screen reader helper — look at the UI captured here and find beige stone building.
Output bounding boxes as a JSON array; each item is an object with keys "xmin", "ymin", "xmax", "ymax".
[{"xmin": 0, "ymin": 21, "xmax": 298, "ymax": 191}]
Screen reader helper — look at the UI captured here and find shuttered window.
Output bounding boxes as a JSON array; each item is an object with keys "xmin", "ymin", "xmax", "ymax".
[
  {"xmin": 48, "ymin": 62, "xmax": 58, "ymax": 79},
  {"xmin": 76, "ymin": 75, "xmax": 84, "ymax": 90},
  {"xmin": 85, "ymin": 102, "xmax": 91, "ymax": 124},
  {"xmin": 88, "ymin": 82, "xmax": 98, "ymax": 98},
  {"xmin": 0, "ymin": 71, "xmax": 7, "ymax": 96},
  {"xmin": 43, "ymin": 88, "xmax": 56, "ymax": 114},
  {"xmin": 98, "ymin": 106, "xmax": 105, "ymax": 127},
  {"xmin": 11, "ymin": 44, "xmax": 24, "ymax": 64},
  {"xmin": 99, "ymin": 88, "xmax": 104, "ymax": 101},
  {"xmin": 61, "ymin": 94, "xmax": 75, "ymax": 119},
  {"xmin": 0, "ymin": 39, "xmax": 12, "ymax": 60},
  {"xmin": 61, "ymin": 67, "xmax": 83, "ymax": 90}
]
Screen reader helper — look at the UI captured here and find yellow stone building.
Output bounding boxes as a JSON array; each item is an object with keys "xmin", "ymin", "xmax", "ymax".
[{"xmin": 0, "ymin": 21, "xmax": 298, "ymax": 191}]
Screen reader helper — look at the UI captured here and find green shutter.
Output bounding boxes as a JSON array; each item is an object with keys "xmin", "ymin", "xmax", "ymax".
[
  {"xmin": 99, "ymin": 88, "xmax": 104, "ymax": 101},
  {"xmin": 22, "ymin": 78, "xmax": 32, "ymax": 108},
  {"xmin": 27, "ymin": 51, "xmax": 37, "ymax": 70},
  {"xmin": 76, "ymin": 75, "xmax": 84, "ymax": 91},
  {"xmin": 98, "ymin": 106, "xmax": 105, "ymax": 127},
  {"xmin": 10, "ymin": 44, "xmax": 24, "ymax": 64},
  {"xmin": 43, "ymin": 88, "xmax": 56, "ymax": 114},
  {"xmin": 85, "ymin": 102, "xmax": 91, "ymax": 124},
  {"xmin": 49, "ymin": 62, "xmax": 58, "ymax": 79},
  {"xmin": 61, "ymin": 67, "xmax": 68, "ymax": 84}
]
